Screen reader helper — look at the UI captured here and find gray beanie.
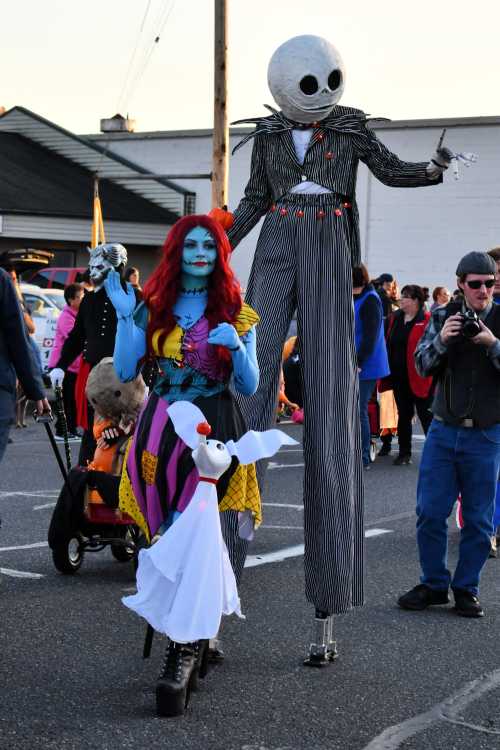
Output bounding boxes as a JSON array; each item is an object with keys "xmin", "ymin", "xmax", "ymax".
[{"xmin": 456, "ymin": 251, "xmax": 496, "ymax": 277}]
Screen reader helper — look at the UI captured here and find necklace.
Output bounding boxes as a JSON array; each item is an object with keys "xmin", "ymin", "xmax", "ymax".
[{"xmin": 180, "ymin": 287, "xmax": 208, "ymax": 295}]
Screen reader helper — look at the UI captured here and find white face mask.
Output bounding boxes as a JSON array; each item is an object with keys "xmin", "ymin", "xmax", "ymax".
[
  {"xmin": 267, "ymin": 35, "xmax": 345, "ymax": 124},
  {"xmin": 87, "ymin": 243, "xmax": 128, "ymax": 290}
]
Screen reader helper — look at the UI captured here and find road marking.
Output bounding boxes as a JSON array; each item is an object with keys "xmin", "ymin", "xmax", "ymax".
[
  {"xmin": 362, "ymin": 667, "xmax": 500, "ymax": 748},
  {"xmin": 0, "ymin": 490, "xmax": 59, "ymax": 499},
  {"xmin": 261, "ymin": 524, "xmax": 303, "ymax": 530},
  {"xmin": 268, "ymin": 462, "xmax": 305, "ymax": 470},
  {"xmin": 0, "ymin": 567, "xmax": 45, "ymax": 579},
  {"xmin": 245, "ymin": 544, "xmax": 305, "ymax": 568},
  {"xmin": 0, "ymin": 541, "xmax": 48, "ymax": 553},
  {"xmin": 245, "ymin": 529, "xmax": 392, "ymax": 567},
  {"xmin": 33, "ymin": 502, "xmax": 56, "ymax": 511},
  {"xmin": 263, "ymin": 502, "xmax": 303, "ymax": 510}
]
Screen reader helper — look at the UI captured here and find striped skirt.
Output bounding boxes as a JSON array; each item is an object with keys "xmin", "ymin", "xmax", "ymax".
[{"xmin": 236, "ymin": 192, "xmax": 365, "ymax": 614}]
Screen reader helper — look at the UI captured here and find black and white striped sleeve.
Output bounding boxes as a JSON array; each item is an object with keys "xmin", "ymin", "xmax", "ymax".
[
  {"xmin": 358, "ymin": 126, "xmax": 443, "ymax": 188},
  {"xmin": 228, "ymin": 134, "xmax": 272, "ymax": 250}
]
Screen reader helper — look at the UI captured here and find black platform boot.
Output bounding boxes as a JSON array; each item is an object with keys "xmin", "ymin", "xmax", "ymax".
[
  {"xmin": 189, "ymin": 639, "xmax": 210, "ymax": 693},
  {"xmin": 156, "ymin": 640, "xmax": 199, "ymax": 717}
]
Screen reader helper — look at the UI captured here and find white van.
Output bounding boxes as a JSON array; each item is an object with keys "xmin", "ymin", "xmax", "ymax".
[{"xmin": 20, "ymin": 283, "xmax": 65, "ymax": 371}]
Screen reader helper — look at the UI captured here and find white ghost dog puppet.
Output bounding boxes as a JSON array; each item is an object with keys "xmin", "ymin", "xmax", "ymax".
[{"xmin": 122, "ymin": 401, "xmax": 298, "ymax": 643}]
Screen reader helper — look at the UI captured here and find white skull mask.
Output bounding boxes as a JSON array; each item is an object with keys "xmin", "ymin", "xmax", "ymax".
[
  {"xmin": 267, "ymin": 35, "xmax": 345, "ymax": 124},
  {"xmin": 88, "ymin": 243, "xmax": 128, "ymax": 289}
]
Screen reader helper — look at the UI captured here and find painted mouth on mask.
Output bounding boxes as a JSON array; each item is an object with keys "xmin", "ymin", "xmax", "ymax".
[{"xmin": 289, "ymin": 97, "xmax": 336, "ymax": 113}]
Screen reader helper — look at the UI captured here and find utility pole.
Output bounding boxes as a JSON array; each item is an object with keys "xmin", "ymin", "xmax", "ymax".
[{"xmin": 212, "ymin": 0, "xmax": 228, "ymax": 208}]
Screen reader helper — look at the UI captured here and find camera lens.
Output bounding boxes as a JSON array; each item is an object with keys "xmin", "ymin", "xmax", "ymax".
[{"xmin": 462, "ymin": 311, "xmax": 481, "ymax": 339}]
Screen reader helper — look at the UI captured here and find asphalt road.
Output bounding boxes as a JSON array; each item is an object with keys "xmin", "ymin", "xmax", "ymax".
[{"xmin": 1, "ymin": 421, "xmax": 499, "ymax": 750}]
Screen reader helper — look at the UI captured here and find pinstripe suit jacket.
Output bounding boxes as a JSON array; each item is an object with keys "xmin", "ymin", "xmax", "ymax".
[{"xmin": 228, "ymin": 105, "xmax": 442, "ymax": 265}]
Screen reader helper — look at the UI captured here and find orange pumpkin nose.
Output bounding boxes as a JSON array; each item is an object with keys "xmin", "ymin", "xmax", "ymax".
[{"xmin": 197, "ymin": 421, "xmax": 212, "ymax": 436}]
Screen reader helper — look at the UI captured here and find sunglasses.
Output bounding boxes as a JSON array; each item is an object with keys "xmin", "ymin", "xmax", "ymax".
[{"xmin": 465, "ymin": 279, "xmax": 495, "ymax": 290}]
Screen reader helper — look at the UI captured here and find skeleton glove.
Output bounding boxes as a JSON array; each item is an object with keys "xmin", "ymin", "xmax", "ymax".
[{"xmin": 426, "ymin": 146, "xmax": 454, "ymax": 179}]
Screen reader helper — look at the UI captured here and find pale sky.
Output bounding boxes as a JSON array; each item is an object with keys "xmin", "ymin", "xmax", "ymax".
[{"xmin": 2, "ymin": 0, "xmax": 500, "ymax": 135}]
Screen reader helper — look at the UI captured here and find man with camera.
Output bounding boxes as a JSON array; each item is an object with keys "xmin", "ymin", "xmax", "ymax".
[{"xmin": 398, "ymin": 251, "xmax": 500, "ymax": 618}]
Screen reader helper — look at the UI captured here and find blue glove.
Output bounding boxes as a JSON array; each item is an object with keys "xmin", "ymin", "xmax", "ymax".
[
  {"xmin": 207, "ymin": 322, "xmax": 242, "ymax": 351},
  {"xmin": 104, "ymin": 270, "xmax": 136, "ymax": 318}
]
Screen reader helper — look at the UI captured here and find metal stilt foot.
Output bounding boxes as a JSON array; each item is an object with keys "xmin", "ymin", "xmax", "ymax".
[{"xmin": 303, "ymin": 612, "xmax": 338, "ymax": 667}]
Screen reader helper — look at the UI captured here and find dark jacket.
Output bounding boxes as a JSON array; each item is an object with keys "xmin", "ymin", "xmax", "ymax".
[
  {"xmin": 228, "ymin": 105, "xmax": 441, "ymax": 263},
  {"xmin": 416, "ymin": 302, "xmax": 500, "ymax": 428},
  {"xmin": 386, "ymin": 308, "xmax": 433, "ymax": 399},
  {"xmin": 56, "ymin": 287, "xmax": 140, "ymax": 370},
  {"xmin": 0, "ymin": 268, "xmax": 45, "ymax": 419},
  {"xmin": 377, "ymin": 288, "xmax": 393, "ymax": 319},
  {"xmin": 354, "ymin": 285, "xmax": 390, "ymax": 380}
]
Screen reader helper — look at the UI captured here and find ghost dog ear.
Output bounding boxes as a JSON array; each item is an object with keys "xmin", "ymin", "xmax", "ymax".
[
  {"xmin": 167, "ymin": 401, "xmax": 207, "ymax": 449},
  {"xmin": 226, "ymin": 429, "xmax": 298, "ymax": 465}
]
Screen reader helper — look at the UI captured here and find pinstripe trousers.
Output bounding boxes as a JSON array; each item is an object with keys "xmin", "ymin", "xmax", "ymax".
[
  {"xmin": 236, "ymin": 192, "xmax": 364, "ymax": 615},
  {"xmin": 220, "ymin": 510, "xmax": 247, "ymax": 584}
]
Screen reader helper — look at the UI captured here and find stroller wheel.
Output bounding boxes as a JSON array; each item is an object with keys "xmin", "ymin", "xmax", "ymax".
[
  {"xmin": 52, "ymin": 537, "xmax": 84, "ymax": 574},
  {"xmin": 111, "ymin": 526, "xmax": 136, "ymax": 563},
  {"xmin": 369, "ymin": 440, "xmax": 377, "ymax": 463}
]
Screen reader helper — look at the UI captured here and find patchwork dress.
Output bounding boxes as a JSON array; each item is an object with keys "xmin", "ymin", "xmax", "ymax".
[{"xmin": 119, "ymin": 300, "xmax": 260, "ymax": 581}]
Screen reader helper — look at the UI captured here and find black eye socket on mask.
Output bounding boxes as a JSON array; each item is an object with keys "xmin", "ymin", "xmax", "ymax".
[
  {"xmin": 299, "ymin": 75, "xmax": 319, "ymax": 95},
  {"xmin": 328, "ymin": 69, "xmax": 342, "ymax": 91}
]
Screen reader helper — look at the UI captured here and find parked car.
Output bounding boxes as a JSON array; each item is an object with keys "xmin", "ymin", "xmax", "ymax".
[
  {"xmin": 24, "ymin": 266, "xmax": 86, "ymax": 289},
  {"xmin": 20, "ymin": 283, "xmax": 65, "ymax": 372},
  {"xmin": 0, "ymin": 248, "xmax": 54, "ymax": 276}
]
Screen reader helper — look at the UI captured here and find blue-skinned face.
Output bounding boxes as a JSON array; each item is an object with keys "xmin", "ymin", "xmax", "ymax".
[{"xmin": 181, "ymin": 227, "xmax": 217, "ymax": 278}]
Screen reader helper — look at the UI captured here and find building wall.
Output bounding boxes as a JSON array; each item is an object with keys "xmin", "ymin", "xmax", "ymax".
[
  {"xmin": 0, "ymin": 235, "xmax": 160, "ymax": 282},
  {"xmin": 0, "ymin": 214, "xmax": 168, "ymax": 281},
  {"xmin": 92, "ymin": 119, "xmax": 500, "ymax": 293}
]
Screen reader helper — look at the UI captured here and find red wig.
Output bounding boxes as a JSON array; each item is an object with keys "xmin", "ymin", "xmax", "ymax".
[{"xmin": 143, "ymin": 215, "xmax": 242, "ymax": 355}]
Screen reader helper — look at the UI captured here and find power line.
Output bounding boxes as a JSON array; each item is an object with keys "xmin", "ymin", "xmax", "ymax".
[
  {"xmin": 124, "ymin": 0, "xmax": 176, "ymax": 111},
  {"xmin": 115, "ymin": 0, "xmax": 153, "ymax": 114}
]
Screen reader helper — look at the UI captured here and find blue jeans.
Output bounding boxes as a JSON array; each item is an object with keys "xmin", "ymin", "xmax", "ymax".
[
  {"xmin": 494, "ymin": 483, "xmax": 500, "ymax": 529},
  {"xmin": 0, "ymin": 417, "xmax": 11, "ymax": 466},
  {"xmin": 417, "ymin": 418, "xmax": 500, "ymax": 594},
  {"xmin": 358, "ymin": 378, "xmax": 376, "ymax": 466}
]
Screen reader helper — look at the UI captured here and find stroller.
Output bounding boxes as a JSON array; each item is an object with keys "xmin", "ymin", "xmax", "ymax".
[
  {"xmin": 41, "ymin": 362, "xmax": 146, "ymax": 574},
  {"xmin": 39, "ymin": 408, "xmax": 142, "ymax": 574}
]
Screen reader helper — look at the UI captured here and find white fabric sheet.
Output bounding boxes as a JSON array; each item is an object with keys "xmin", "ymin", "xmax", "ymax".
[{"xmin": 122, "ymin": 482, "xmax": 243, "ymax": 643}]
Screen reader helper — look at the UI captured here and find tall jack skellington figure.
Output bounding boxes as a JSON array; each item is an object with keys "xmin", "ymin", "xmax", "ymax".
[{"xmin": 226, "ymin": 35, "xmax": 461, "ymax": 665}]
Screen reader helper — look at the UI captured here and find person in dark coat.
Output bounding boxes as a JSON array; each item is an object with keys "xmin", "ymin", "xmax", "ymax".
[
  {"xmin": 353, "ymin": 265, "xmax": 390, "ymax": 468},
  {"xmin": 49, "ymin": 243, "xmax": 139, "ymax": 464},
  {"xmin": 376, "ymin": 273, "xmax": 395, "ymax": 321},
  {"xmin": 385, "ymin": 285, "xmax": 434, "ymax": 465},
  {"xmin": 0, "ymin": 268, "xmax": 49, "ymax": 465}
]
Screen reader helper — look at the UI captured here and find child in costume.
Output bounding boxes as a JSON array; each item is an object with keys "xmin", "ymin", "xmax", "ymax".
[
  {"xmin": 103, "ymin": 214, "xmax": 260, "ymax": 716},
  {"xmin": 48, "ymin": 359, "xmax": 145, "ymax": 569}
]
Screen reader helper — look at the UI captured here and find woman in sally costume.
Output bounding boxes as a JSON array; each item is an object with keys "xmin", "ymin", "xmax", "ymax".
[{"xmin": 104, "ymin": 214, "xmax": 260, "ymax": 716}]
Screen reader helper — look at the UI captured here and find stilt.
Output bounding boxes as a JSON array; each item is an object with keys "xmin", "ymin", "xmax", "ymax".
[{"xmin": 303, "ymin": 610, "xmax": 338, "ymax": 667}]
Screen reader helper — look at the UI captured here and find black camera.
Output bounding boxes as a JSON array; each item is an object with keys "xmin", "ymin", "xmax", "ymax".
[{"xmin": 460, "ymin": 309, "xmax": 481, "ymax": 339}]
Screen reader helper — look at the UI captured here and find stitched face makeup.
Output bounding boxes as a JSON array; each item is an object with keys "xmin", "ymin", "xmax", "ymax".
[{"xmin": 181, "ymin": 227, "xmax": 217, "ymax": 277}]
